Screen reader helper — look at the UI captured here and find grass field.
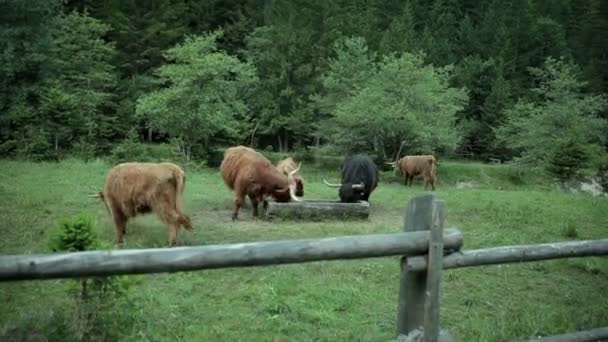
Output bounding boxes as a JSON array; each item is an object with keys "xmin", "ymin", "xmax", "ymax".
[{"xmin": 0, "ymin": 158, "xmax": 607, "ymax": 341}]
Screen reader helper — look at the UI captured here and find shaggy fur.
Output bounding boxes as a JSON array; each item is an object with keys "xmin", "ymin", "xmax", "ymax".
[
  {"xmin": 323, "ymin": 154, "xmax": 379, "ymax": 203},
  {"xmin": 339, "ymin": 154, "xmax": 379, "ymax": 202},
  {"xmin": 97, "ymin": 162, "xmax": 192, "ymax": 245},
  {"xmin": 220, "ymin": 146, "xmax": 299, "ymax": 220},
  {"xmin": 276, "ymin": 157, "xmax": 304, "ymax": 196},
  {"xmin": 395, "ymin": 155, "xmax": 437, "ymax": 190}
]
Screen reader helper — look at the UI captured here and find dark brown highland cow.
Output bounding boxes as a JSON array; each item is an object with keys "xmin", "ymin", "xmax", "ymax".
[
  {"xmin": 93, "ymin": 162, "xmax": 192, "ymax": 245},
  {"xmin": 220, "ymin": 146, "xmax": 301, "ymax": 220}
]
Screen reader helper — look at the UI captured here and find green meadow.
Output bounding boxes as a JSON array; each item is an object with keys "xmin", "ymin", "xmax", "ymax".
[{"xmin": 0, "ymin": 159, "xmax": 606, "ymax": 341}]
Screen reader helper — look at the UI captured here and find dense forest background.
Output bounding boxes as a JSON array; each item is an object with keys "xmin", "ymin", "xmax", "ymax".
[{"xmin": 1, "ymin": 0, "xmax": 607, "ymax": 180}]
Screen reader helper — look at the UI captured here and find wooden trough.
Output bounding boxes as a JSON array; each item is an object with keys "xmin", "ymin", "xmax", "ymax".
[{"xmin": 264, "ymin": 199, "xmax": 370, "ymax": 220}]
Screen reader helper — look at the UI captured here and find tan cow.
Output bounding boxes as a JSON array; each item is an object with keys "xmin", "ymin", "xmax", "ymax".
[
  {"xmin": 220, "ymin": 146, "xmax": 301, "ymax": 220},
  {"xmin": 276, "ymin": 157, "xmax": 304, "ymax": 196},
  {"xmin": 92, "ymin": 162, "xmax": 192, "ymax": 245},
  {"xmin": 388, "ymin": 155, "xmax": 437, "ymax": 190}
]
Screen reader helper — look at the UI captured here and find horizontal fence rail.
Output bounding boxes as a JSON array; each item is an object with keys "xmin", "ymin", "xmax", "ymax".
[
  {"xmin": 406, "ymin": 239, "xmax": 608, "ymax": 272},
  {"xmin": 529, "ymin": 326, "xmax": 608, "ymax": 342},
  {"xmin": 0, "ymin": 229, "xmax": 463, "ymax": 281}
]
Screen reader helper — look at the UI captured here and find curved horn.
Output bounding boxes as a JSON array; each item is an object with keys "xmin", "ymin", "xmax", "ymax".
[
  {"xmin": 385, "ymin": 161, "xmax": 396, "ymax": 166},
  {"xmin": 289, "ymin": 185, "xmax": 302, "ymax": 202},
  {"xmin": 288, "ymin": 162, "xmax": 301, "ymax": 177},
  {"xmin": 352, "ymin": 182, "xmax": 364, "ymax": 190},
  {"xmin": 322, "ymin": 178, "xmax": 342, "ymax": 188},
  {"xmin": 88, "ymin": 191, "xmax": 103, "ymax": 199}
]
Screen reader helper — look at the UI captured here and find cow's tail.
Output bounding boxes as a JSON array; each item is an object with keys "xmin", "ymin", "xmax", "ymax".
[
  {"xmin": 90, "ymin": 190, "xmax": 111, "ymax": 216},
  {"xmin": 99, "ymin": 192, "xmax": 112, "ymax": 217},
  {"xmin": 175, "ymin": 169, "xmax": 192, "ymax": 230}
]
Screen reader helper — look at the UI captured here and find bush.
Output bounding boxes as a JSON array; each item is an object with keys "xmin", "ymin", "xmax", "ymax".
[
  {"xmin": 48, "ymin": 214, "xmax": 133, "ymax": 341},
  {"xmin": 71, "ymin": 139, "xmax": 97, "ymax": 161},
  {"xmin": 49, "ymin": 214, "xmax": 100, "ymax": 252},
  {"xmin": 110, "ymin": 129, "xmax": 175, "ymax": 165}
]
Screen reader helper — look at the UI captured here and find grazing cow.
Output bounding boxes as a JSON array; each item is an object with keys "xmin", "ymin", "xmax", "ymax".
[
  {"xmin": 388, "ymin": 155, "xmax": 437, "ymax": 190},
  {"xmin": 277, "ymin": 157, "xmax": 304, "ymax": 196},
  {"xmin": 220, "ymin": 146, "xmax": 301, "ymax": 220},
  {"xmin": 323, "ymin": 154, "xmax": 379, "ymax": 203},
  {"xmin": 92, "ymin": 162, "xmax": 192, "ymax": 245}
]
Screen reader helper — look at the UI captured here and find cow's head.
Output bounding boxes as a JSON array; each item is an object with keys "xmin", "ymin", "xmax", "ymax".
[
  {"xmin": 273, "ymin": 163, "xmax": 303, "ymax": 202},
  {"xmin": 294, "ymin": 175, "xmax": 304, "ymax": 197},
  {"xmin": 322, "ymin": 178, "xmax": 365, "ymax": 203},
  {"xmin": 386, "ymin": 160, "xmax": 401, "ymax": 176}
]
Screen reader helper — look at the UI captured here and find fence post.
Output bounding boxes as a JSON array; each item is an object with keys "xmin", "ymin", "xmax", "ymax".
[
  {"xmin": 396, "ymin": 194, "xmax": 453, "ymax": 342},
  {"xmin": 423, "ymin": 199, "xmax": 446, "ymax": 342}
]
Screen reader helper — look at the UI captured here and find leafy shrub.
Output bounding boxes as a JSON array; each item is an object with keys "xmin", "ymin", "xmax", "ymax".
[
  {"xmin": 71, "ymin": 138, "xmax": 97, "ymax": 161},
  {"xmin": 110, "ymin": 129, "xmax": 175, "ymax": 165},
  {"xmin": 561, "ymin": 222, "xmax": 578, "ymax": 239},
  {"xmin": 15, "ymin": 129, "xmax": 58, "ymax": 161},
  {"xmin": 48, "ymin": 214, "xmax": 133, "ymax": 341},
  {"xmin": 49, "ymin": 214, "xmax": 100, "ymax": 252},
  {"xmin": 497, "ymin": 58, "xmax": 608, "ymax": 181}
]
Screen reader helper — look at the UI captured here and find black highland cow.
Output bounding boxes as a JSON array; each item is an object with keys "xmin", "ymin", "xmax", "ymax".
[{"xmin": 323, "ymin": 154, "xmax": 379, "ymax": 203}]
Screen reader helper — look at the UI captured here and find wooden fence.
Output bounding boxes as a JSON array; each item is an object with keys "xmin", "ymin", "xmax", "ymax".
[{"xmin": 1, "ymin": 194, "xmax": 607, "ymax": 341}]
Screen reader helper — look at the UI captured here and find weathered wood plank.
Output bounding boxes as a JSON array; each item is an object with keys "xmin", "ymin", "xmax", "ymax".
[
  {"xmin": 0, "ymin": 229, "xmax": 463, "ymax": 281},
  {"xmin": 407, "ymin": 239, "xmax": 608, "ymax": 272},
  {"xmin": 265, "ymin": 200, "xmax": 370, "ymax": 220},
  {"xmin": 423, "ymin": 200, "xmax": 446, "ymax": 342},
  {"xmin": 397, "ymin": 194, "xmax": 436, "ymax": 336},
  {"xmin": 528, "ymin": 327, "xmax": 608, "ymax": 342}
]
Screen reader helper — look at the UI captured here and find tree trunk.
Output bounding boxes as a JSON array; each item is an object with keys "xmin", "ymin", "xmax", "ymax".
[
  {"xmin": 54, "ymin": 135, "xmax": 59, "ymax": 151},
  {"xmin": 250, "ymin": 121, "xmax": 260, "ymax": 147},
  {"xmin": 147, "ymin": 126, "xmax": 152, "ymax": 142},
  {"xmin": 277, "ymin": 135, "xmax": 283, "ymax": 152},
  {"xmin": 185, "ymin": 145, "xmax": 192, "ymax": 161}
]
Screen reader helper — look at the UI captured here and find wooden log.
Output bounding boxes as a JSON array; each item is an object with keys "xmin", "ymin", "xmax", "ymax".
[
  {"xmin": 406, "ymin": 239, "xmax": 608, "ymax": 272},
  {"xmin": 397, "ymin": 194, "xmax": 435, "ymax": 335},
  {"xmin": 0, "ymin": 229, "xmax": 463, "ymax": 282},
  {"xmin": 423, "ymin": 200, "xmax": 446, "ymax": 342},
  {"xmin": 264, "ymin": 200, "xmax": 370, "ymax": 220},
  {"xmin": 528, "ymin": 327, "xmax": 608, "ymax": 342}
]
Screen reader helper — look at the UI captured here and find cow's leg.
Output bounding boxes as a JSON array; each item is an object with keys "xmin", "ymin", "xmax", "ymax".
[
  {"xmin": 249, "ymin": 191, "xmax": 264, "ymax": 218},
  {"xmin": 152, "ymin": 195, "xmax": 185, "ymax": 245},
  {"xmin": 163, "ymin": 183, "xmax": 192, "ymax": 231},
  {"xmin": 111, "ymin": 209, "xmax": 127, "ymax": 244},
  {"xmin": 167, "ymin": 223, "xmax": 179, "ymax": 246},
  {"xmin": 232, "ymin": 191, "xmax": 245, "ymax": 221},
  {"xmin": 156, "ymin": 210, "xmax": 182, "ymax": 245},
  {"xmin": 248, "ymin": 194, "xmax": 259, "ymax": 217},
  {"xmin": 105, "ymin": 198, "xmax": 127, "ymax": 243}
]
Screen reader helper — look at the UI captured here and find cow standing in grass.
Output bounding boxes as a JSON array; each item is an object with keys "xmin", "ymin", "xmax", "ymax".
[
  {"xmin": 323, "ymin": 154, "xmax": 379, "ymax": 203},
  {"xmin": 277, "ymin": 157, "xmax": 304, "ymax": 196},
  {"xmin": 220, "ymin": 146, "xmax": 302, "ymax": 220},
  {"xmin": 388, "ymin": 155, "xmax": 437, "ymax": 190},
  {"xmin": 92, "ymin": 162, "xmax": 193, "ymax": 245}
]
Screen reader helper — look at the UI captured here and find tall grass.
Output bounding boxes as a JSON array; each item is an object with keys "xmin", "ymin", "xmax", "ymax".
[{"xmin": 0, "ymin": 159, "xmax": 606, "ymax": 341}]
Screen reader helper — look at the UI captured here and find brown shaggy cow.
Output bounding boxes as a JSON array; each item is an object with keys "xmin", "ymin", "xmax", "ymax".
[
  {"xmin": 93, "ymin": 162, "xmax": 192, "ymax": 245},
  {"xmin": 220, "ymin": 146, "xmax": 301, "ymax": 220},
  {"xmin": 276, "ymin": 157, "xmax": 304, "ymax": 196},
  {"xmin": 388, "ymin": 155, "xmax": 437, "ymax": 190}
]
